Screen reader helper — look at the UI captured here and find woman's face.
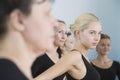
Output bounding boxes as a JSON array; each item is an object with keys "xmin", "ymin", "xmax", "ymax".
[
  {"xmin": 79, "ymin": 21, "xmax": 102, "ymax": 49},
  {"xmin": 64, "ymin": 35, "xmax": 75, "ymax": 51},
  {"xmin": 96, "ymin": 39, "xmax": 111, "ymax": 55},
  {"xmin": 22, "ymin": 0, "xmax": 57, "ymax": 52},
  {"xmin": 54, "ymin": 22, "xmax": 67, "ymax": 47}
]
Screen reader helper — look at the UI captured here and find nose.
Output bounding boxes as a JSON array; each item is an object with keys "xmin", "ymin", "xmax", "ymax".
[
  {"xmin": 95, "ymin": 37, "xmax": 99, "ymax": 41},
  {"xmin": 62, "ymin": 33, "xmax": 67, "ymax": 41},
  {"xmin": 94, "ymin": 34, "xmax": 100, "ymax": 41}
]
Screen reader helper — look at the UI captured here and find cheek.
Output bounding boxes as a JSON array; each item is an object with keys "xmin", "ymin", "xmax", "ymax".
[
  {"xmin": 71, "ymin": 43, "xmax": 74, "ymax": 47},
  {"xmin": 56, "ymin": 34, "xmax": 62, "ymax": 40},
  {"xmin": 65, "ymin": 43, "xmax": 69, "ymax": 47},
  {"xmin": 54, "ymin": 36, "xmax": 59, "ymax": 44},
  {"xmin": 22, "ymin": 16, "xmax": 55, "ymax": 50},
  {"xmin": 82, "ymin": 36, "xmax": 90, "ymax": 43},
  {"xmin": 98, "ymin": 47, "xmax": 104, "ymax": 52},
  {"xmin": 54, "ymin": 39, "xmax": 58, "ymax": 44},
  {"xmin": 85, "ymin": 36, "xmax": 94, "ymax": 45},
  {"xmin": 68, "ymin": 44, "xmax": 73, "ymax": 48},
  {"xmin": 25, "ymin": 22, "xmax": 51, "ymax": 43},
  {"xmin": 55, "ymin": 35, "xmax": 59, "ymax": 40}
]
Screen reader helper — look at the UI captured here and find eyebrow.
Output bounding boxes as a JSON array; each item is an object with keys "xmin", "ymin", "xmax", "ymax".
[{"xmin": 90, "ymin": 30, "xmax": 102, "ymax": 32}]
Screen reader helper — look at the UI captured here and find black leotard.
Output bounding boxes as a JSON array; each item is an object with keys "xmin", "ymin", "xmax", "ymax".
[
  {"xmin": 0, "ymin": 59, "xmax": 28, "ymax": 80},
  {"xmin": 66, "ymin": 49, "xmax": 100, "ymax": 80},
  {"xmin": 92, "ymin": 61, "xmax": 120, "ymax": 80},
  {"xmin": 31, "ymin": 53, "xmax": 65, "ymax": 80}
]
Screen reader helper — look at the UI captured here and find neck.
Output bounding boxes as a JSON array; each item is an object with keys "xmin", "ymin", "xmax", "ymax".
[
  {"xmin": 97, "ymin": 54, "xmax": 109, "ymax": 62},
  {"xmin": 46, "ymin": 44, "xmax": 58, "ymax": 53},
  {"xmin": 0, "ymin": 32, "xmax": 40, "ymax": 79},
  {"xmin": 73, "ymin": 40, "xmax": 88, "ymax": 56},
  {"xmin": 46, "ymin": 46, "xmax": 59, "ymax": 63}
]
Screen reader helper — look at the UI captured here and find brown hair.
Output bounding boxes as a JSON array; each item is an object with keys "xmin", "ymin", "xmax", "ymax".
[{"xmin": 100, "ymin": 33, "xmax": 110, "ymax": 40}]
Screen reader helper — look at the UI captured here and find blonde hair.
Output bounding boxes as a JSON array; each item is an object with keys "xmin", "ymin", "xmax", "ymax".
[{"xmin": 70, "ymin": 13, "xmax": 100, "ymax": 33}]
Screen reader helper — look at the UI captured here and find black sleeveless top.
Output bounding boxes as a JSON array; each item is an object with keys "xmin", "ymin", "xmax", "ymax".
[
  {"xmin": 92, "ymin": 61, "xmax": 120, "ymax": 80},
  {"xmin": 31, "ymin": 53, "xmax": 65, "ymax": 80},
  {"xmin": 0, "ymin": 59, "xmax": 28, "ymax": 80},
  {"xmin": 66, "ymin": 50, "xmax": 100, "ymax": 80}
]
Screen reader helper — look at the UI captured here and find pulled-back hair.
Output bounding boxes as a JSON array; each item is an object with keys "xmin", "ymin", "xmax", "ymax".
[{"xmin": 70, "ymin": 13, "xmax": 100, "ymax": 33}]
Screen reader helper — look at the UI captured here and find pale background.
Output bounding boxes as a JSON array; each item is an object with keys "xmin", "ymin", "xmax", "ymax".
[{"xmin": 52, "ymin": 0, "xmax": 120, "ymax": 62}]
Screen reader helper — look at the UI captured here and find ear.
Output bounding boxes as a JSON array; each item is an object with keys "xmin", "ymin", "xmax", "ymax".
[
  {"xmin": 74, "ymin": 30, "xmax": 80, "ymax": 39},
  {"xmin": 9, "ymin": 10, "xmax": 25, "ymax": 32}
]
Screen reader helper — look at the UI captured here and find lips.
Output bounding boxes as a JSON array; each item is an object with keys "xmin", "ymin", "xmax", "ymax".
[
  {"xmin": 60, "ymin": 40, "xmax": 65, "ymax": 43},
  {"xmin": 93, "ymin": 43, "xmax": 98, "ymax": 46},
  {"xmin": 103, "ymin": 50, "xmax": 109, "ymax": 52}
]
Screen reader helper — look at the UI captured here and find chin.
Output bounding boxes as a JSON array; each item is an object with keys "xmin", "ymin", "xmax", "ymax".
[
  {"xmin": 90, "ymin": 48, "xmax": 95, "ymax": 50},
  {"xmin": 90, "ymin": 47, "xmax": 96, "ymax": 49}
]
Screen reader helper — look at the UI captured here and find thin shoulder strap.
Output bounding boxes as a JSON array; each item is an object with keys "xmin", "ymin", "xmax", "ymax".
[{"xmin": 71, "ymin": 49, "xmax": 84, "ymax": 58}]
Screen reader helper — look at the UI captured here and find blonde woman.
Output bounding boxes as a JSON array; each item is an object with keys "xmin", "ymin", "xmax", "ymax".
[{"xmin": 35, "ymin": 13, "xmax": 102, "ymax": 80}]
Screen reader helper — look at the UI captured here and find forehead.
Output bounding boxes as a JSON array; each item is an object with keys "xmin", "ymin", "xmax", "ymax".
[
  {"xmin": 86, "ymin": 21, "xmax": 102, "ymax": 31},
  {"xmin": 58, "ymin": 22, "xmax": 66, "ymax": 26},
  {"xmin": 100, "ymin": 39, "xmax": 111, "ymax": 43},
  {"xmin": 56, "ymin": 23, "xmax": 66, "ymax": 30}
]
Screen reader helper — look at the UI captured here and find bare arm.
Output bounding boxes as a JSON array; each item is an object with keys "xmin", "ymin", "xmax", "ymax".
[{"xmin": 34, "ymin": 52, "xmax": 81, "ymax": 80}]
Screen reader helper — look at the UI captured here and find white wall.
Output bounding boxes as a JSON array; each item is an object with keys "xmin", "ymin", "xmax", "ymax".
[{"xmin": 52, "ymin": 0, "xmax": 120, "ymax": 62}]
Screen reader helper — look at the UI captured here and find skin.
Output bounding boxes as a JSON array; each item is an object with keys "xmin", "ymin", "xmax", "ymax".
[
  {"xmin": 64, "ymin": 35, "xmax": 75, "ymax": 51},
  {"xmin": 34, "ymin": 21, "xmax": 102, "ymax": 80},
  {"xmin": 0, "ymin": 0, "xmax": 57, "ymax": 79}
]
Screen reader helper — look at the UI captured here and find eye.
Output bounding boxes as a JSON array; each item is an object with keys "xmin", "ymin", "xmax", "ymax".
[
  {"xmin": 101, "ymin": 44, "xmax": 105, "ymax": 47},
  {"xmin": 98, "ymin": 32, "xmax": 102, "ymax": 36},
  {"xmin": 107, "ymin": 44, "xmax": 110, "ymax": 47},
  {"xmin": 58, "ymin": 31, "xmax": 62, "ymax": 33},
  {"xmin": 90, "ymin": 31, "xmax": 95, "ymax": 34}
]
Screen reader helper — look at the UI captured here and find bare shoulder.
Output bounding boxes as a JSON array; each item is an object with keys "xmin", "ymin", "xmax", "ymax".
[
  {"xmin": 69, "ymin": 50, "xmax": 82, "ymax": 58},
  {"xmin": 61, "ymin": 50, "xmax": 83, "ymax": 65}
]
